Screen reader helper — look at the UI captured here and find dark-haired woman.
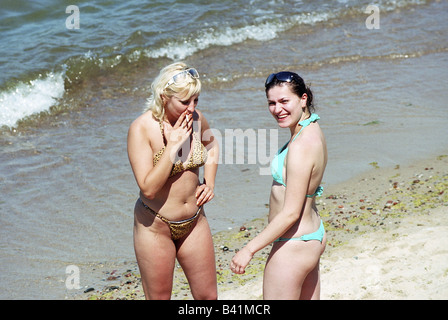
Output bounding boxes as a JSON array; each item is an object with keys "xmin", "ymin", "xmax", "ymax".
[{"xmin": 231, "ymin": 72, "xmax": 327, "ymax": 300}]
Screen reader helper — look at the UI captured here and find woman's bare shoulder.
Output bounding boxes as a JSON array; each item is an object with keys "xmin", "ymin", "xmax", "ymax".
[
  {"xmin": 130, "ymin": 111, "xmax": 156, "ymax": 131},
  {"xmin": 128, "ymin": 111, "xmax": 161, "ymax": 146}
]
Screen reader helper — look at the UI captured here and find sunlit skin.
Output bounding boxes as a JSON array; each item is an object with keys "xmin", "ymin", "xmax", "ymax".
[
  {"xmin": 128, "ymin": 86, "xmax": 219, "ymax": 299},
  {"xmin": 163, "ymin": 93, "xmax": 199, "ymax": 126},
  {"xmin": 267, "ymin": 85, "xmax": 308, "ymax": 132},
  {"xmin": 230, "ymin": 82, "xmax": 327, "ymax": 300}
]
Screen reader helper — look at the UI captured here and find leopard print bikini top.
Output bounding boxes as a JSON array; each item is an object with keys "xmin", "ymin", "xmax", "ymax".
[{"xmin": 153, "ymin": 120, "xmax": 208, "ymax": 177}]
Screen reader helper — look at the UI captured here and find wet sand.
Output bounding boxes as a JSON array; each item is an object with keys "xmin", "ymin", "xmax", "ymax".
[{"xmin": 71, "ymin": 153, "xmax": 448, "ymax": 300}]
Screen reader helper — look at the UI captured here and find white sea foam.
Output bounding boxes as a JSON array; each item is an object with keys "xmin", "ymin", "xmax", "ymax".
[
  {"xmin": 0, "ymin": 72, "xmax": 65, "ymax": 128},
  {"xmin": 143, "ymin": 24, "xmax": 280, "ymax": 60},
  {"xmin": 143, "ymin": 11, "xmax": 332, "ymax": 60},
  {"xmin": 141, "ymin": 0, "xmax": 427, "ymax": 61}
]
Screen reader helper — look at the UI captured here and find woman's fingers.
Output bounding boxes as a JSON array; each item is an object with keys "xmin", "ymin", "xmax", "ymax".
[
  {"xmin": 196, "ymin": 184, "xmax": 214, "ymax": 206},
  {"xmin": 230, "ymin": 247, "xmax": 254, "ymax": 274},
  {"xmin": 166, "ymin": 111, "xmax": 193, "ymax": 147},
  {"xmin": 230, "ymin": 258, "xmax": 245, "ymax": 274},
  {"xmin": 174, "ymin": 110, "xmax": 188, "ymax": 128},
  {"xmin": 175, "ymin": 111, "xmax": 193, "ymax": 129}
]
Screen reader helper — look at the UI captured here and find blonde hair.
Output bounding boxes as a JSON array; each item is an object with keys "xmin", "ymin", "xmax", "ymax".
[{"xmin": 144, "ymin": 62, "xmax": 202, "ymax": 121}]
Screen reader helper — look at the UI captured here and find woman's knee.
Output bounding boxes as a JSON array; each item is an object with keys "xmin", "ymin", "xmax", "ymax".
[{"xmin": 192, "ymin": 288, "xmax": 218, "ymax": 300}]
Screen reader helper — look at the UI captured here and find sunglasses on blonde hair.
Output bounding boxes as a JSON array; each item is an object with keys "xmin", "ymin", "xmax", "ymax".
[{"xmin": 164, "ymin": 68, "xmax": 199, "ymax": 89}]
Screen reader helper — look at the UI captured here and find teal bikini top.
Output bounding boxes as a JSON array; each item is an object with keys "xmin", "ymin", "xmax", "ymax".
[{"xmin": 270, "ymin": 113, "xmax": 323, "ymax": 198}]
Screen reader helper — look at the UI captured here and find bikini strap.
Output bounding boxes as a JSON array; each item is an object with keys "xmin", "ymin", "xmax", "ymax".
[
  {"xmin": 158, "ymin": 120, "xmax": 167, "ymax": 145},
  {"xmin": 306, "ymin": 185, "xmax": 324, "ymax": 198},
  {"xmin": 158, "ymin": 120, "xmax": 164, "ymax": 135},
  {"xmin": 299, "ymin": 113, "xmax": 320, "ymax": 127},
  {"xmin": 139, "ymin": 198, "xmax": 202, "ymax": 225},
  {"xmin": 139, "ymin": 198, "xmax": 170, "ymax": 224},
  {"xmin": 292, "ymin": 113, "xmax": 320, "ymax": 142}
]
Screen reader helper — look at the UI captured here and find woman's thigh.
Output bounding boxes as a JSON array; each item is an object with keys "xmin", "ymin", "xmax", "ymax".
[
  {"xmin": 176, "ymin": 213, "xmax": 217, "ymax": 300},
  {"xmin": 263, "ymin": 240, "xmax": 323, "ymax": 300},
  {"xmin": 133, "ymin": 204, "xmax": 177, "ymax": 300}
]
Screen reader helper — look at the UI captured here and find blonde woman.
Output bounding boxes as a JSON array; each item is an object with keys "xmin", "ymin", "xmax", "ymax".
[
  {"xmin": 127, "ymin": 62, "xmax": 219, "ymax": 300},
  {"xmin": 231, "ymin": 72, "xmax": 327, "ymax": 300}
]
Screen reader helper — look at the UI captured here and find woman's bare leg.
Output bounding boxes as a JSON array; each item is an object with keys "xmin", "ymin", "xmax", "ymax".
[
  {"xmin": 263, "ymin": 240, "xmax": 324, "ymax": 300},
  {"xmin": 176, "ymin": 213, "xmax": 217, "ymax": 300},
  {"xmin": 300, "ymin": 262, "xmax": 321, "ymax": 300},
  {"xmin": 300, "ymin": 233, "xmax": 326, "ymax": 300},
  {"xmin": 133, "ymin": 203, "xmax": 176, "ymax": 300}
]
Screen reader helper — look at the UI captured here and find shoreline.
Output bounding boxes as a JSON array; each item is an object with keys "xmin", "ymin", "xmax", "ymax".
[{"xmin": 71, "ymin": 153, "xmax": 448, "ymax": 300}]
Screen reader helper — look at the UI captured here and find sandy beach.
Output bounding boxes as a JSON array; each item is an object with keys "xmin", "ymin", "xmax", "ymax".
[
  {"xmin": 71, "ymin": 153, "xmax": 447, "ymax": 300},
  {"xmin": 2, "ymin": 0, "xmax": 447, "ymax": 300}
]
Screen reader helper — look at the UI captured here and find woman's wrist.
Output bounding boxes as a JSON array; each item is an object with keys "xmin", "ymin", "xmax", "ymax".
[
  {"xmin": 203, "ymin": 178, "xmax": 214, "ymax": 190},
  {"xmin": 244, "ymin": 243, "xmax": 256, "ymax": 257}
]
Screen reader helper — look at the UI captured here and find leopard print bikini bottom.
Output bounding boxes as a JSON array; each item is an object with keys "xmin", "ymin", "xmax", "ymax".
[{"xmin": 138, "ymin": 198, "xmax": 202, "ymax": 240}]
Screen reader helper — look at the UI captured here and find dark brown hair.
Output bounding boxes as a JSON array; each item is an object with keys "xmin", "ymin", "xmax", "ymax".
[{"xmin": 265, "ymin": 72, "xmax": 315, "ymax": 113}]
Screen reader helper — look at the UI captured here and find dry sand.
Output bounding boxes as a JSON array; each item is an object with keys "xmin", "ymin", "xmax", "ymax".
[
  {"xmin": 320, "ymin": 205, "xmax": 448, "ymax": 300},
  {"xmin": 74, "ymin": 154, "xmax": 448, "ymax": 300}
]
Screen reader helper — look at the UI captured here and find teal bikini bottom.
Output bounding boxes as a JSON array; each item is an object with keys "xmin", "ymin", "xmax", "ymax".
[{"xmin": 275, "ymin": 220, "xmax": 325, "ymax": 243}]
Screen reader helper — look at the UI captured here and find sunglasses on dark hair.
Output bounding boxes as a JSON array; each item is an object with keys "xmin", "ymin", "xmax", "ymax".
[
  {"xmin": 265, "ymin": 71, "xmax": 303, "ymax": 87},
  {"xmin": 165, "ymin": 68, "xmax": 199, "ymax": 88}
]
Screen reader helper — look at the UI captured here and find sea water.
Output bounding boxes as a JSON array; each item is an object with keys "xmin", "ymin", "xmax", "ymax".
[{"xmin": 1, "ymin": 0, "xmax": 447, "ymax": 299}]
